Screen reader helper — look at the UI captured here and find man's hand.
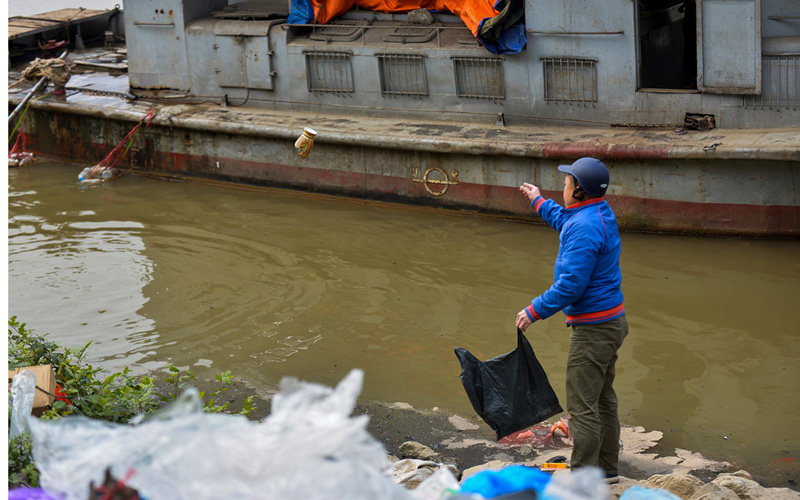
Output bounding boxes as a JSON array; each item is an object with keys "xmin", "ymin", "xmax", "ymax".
[
  {"xmin": 519, "ymin": 183, "xmax": 541, "ymax": 203},
  {"xmin": 516, "ymin": 309, "xmax": 532, "ymax": 332}
]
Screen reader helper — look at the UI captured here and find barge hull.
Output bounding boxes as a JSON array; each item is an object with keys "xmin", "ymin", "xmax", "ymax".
[
  {"xmin": 148, "ymin": 151, "xmax": 800, "ymax": 236},
  {"xmin": 11, "ymin": 100, "xmax": 800, "ymax": 238}
]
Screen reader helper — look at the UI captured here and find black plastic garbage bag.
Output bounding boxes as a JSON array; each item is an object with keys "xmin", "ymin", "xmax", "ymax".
[{"xmin": 454, "ymin": 329, "xmax": 563, "ymax": 440}]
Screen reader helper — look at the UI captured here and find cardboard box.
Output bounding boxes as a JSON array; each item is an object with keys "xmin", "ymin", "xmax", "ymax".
[{"xmin": 8, "ymin": 364, "xmax": 57, "ymax": 412}]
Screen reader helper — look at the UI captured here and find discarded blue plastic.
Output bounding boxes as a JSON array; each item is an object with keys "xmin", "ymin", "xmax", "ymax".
[
  {"xmin": 620, "ymin": 485, "xmax": 682, "ymax": 500},
  {"xmin": 8, "ymin": 488, "xmax": 61, "ymax": 500},
  {"xmin": 461, "ymin": 466, "xmax": 609, "ymax": 500},
  {"xmin": 460, "ymin": 465, "xmax": 551, "ymax": 498}
]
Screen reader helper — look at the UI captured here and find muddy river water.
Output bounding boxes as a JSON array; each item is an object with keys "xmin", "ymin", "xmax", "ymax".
[{"xmin": 8, "ymin": 161, "xmax": 800, "ymax": 488}]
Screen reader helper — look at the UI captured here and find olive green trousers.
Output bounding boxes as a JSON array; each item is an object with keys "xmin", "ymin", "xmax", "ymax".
[{"xmin": 566, "ymin": 314, "xmax": 628, "ymax": 475}]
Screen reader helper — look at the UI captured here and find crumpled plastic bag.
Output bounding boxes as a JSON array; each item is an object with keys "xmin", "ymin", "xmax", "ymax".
[
  {"xmin": 619, "ymin": 485, "xmax": 682, "ymax": 500},
  {"xmin": 28, "ymin": 369, "xmax": 414, "ymax": 500},
  {"xmin": 9, "ymin": 368, "xmax": 36, "ymax": 440},
  {"xmin": 409, "ymin": 466, "xmax": 460, "ymax": 500},
  {"xmin": 542, "ymin": 467, "xmax": 609, "ymax": 500},
  {"xmin": 455, "ymin": 329, "xmax": 563, "ymax": 440},
  {"xmin": 390, "ymin": 459, "xmax": 460, "ymax": 491},
  {"xmin": 391, "ymin": 458, "xmax": 439, "ymax": 486}
]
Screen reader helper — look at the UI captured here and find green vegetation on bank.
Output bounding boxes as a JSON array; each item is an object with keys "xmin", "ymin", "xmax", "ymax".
[{"xmin": 7, "ymin": 316, "xmax": 257, "ymax": 490}]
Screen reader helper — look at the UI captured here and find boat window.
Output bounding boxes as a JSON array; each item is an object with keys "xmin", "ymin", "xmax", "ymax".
[
  {"xmin": 453, "ymin": 57, "xmax": 504, "ymax": 100},
  {"xmin": 542, "ymin": 57, "xmax": 598, "ymax": 102},
  {"xmin": 637, "ymin": 0, "xmax": 697, "ymax": 90},
  {"xmin": 305, "ymin": 51, "xmax": 355, "ymax": 93},
  {"xmin": 378, "ymin": 54, "xmax": 429, "ymax": 97}
]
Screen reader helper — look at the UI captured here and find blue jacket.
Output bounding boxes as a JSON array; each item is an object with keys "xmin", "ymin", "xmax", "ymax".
[{"xmin": 525, "ymin": 196, "xmax": 625, "ymax": 325}]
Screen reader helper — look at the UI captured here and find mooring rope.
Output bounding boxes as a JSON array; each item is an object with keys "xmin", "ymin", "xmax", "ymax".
[{"xmin": 21, "ymin": 57, "xmax": 71, "ymax": 90}]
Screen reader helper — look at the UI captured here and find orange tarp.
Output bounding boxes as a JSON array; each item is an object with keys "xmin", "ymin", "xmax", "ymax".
[
  {"xmin": 312, "ymin": 0, "xmax": 500, "ymax": 36},
  {"xmin": 288, "ymin": 0, "xmax": 527, "ymax": 53}
]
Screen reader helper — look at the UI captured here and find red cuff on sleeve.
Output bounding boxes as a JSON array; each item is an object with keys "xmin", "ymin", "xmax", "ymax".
[{"xmin": 525, "ymin": 305, "xmax": 541, "ymax": 322}]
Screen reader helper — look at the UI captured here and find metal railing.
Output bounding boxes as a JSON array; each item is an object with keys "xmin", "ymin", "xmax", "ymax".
[
  {"xmin": 744, "ymin": 55, "xmax": 799, "ymax": 110},
  {"xmin": 285, "ymin": 22, "xmax": 475, "ymax": 47},
  {"xmin": 527, "ymin": 29, "xmax": 623, "ymax": 36}
]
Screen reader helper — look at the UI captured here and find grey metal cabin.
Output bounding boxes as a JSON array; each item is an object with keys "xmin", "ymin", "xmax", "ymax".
[{"xmin": 124, "ymin": 0, "xmax": 798, "ymax": 128}]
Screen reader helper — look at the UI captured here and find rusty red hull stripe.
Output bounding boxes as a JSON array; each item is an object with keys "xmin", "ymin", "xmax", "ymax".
[
  {"xmin": 164, "ymin": 151, "xmax": 798, "ymax": 236},
  {"xmin": 22, "ymin": 135, "xmax": 799, "ymax": 236}
]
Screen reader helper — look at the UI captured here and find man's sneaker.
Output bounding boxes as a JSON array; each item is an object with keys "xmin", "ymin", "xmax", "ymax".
[{"xmin": 604, "ymin": 474, "xmax": 620, "ymax": 484}]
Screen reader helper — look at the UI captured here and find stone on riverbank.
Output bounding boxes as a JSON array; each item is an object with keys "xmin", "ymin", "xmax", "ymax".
[
  {"xmin": 607, "ymin": 472, "xmax": 800, "ymax": 500},
  {"xmin": 645, "ymin": 473, "xmax": 706, "ymax": 499},
  {"xmin": 400, "ymin": 440, "xmax": 439, "ymax": 461},
  {"xmin": 711, "ymin": 472, "xmax": 800, "ymax": 500},
  {"xmin": 687, "ymin": 482, "xmax": 741, "ymax": 500}
]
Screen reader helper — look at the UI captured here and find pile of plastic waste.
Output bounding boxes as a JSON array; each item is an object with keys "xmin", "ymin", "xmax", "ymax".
[
  {"xmin": 9, "ymin": 369, "xmax": 678, "ymax": 500},
  {"xmin": 8, "ymin": 151, "xmax": 36, "ymax": 168},
  {"xmin": 78, "ymin": 165, "xmax": 118, "ymax": 183}
]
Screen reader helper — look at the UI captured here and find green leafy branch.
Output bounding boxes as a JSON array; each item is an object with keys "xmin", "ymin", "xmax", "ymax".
[{"xmin": 155, "ymin": 367, "xmax": 257, "ymax": 416}]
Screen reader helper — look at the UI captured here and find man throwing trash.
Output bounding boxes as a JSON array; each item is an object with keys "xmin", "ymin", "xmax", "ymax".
[{"xmin": 516, "ymin": 157, "xmax": 628, "ymax": 484}]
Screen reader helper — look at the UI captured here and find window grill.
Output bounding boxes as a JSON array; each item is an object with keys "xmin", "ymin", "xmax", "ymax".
[
  {"xmin": 305, "ymin": 51, "xmax": 354, "ymax": 93},
  {"xmin": 378, "ymin": 54, "xmax": 428, "ymax": 97},
  {"xmin": 744, "ymin": 55, "xmax": 799, "ymax": 109},
  {"xmin": 542, "ymin": 57, "xmax": 597, "ymax": 102},
  {"xmin": 452, "ymin": 57, "xmax": 504, "ymax": 100}
]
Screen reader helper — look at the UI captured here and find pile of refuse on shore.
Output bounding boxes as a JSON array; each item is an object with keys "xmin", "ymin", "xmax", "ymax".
[{"xmin": 9, "ymin": 369, "xmax": 799, "ymax": 500}]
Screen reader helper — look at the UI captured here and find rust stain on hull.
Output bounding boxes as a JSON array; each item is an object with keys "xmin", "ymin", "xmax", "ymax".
[
  {"xmin": 542, "ymin": 142, "xmax": 671, "ymax": 161},
  {"xmin": 132, "ymin": 149, "xmax": 800, "ymax": 238}
]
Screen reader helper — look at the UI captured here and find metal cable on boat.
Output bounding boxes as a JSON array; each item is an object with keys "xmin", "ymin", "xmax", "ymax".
[{"xmin": 63, "ymin": 87, "xmax": 136, "ymax": 100}]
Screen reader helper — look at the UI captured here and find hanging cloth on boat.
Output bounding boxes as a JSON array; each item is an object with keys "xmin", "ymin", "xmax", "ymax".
[{"xmin": 476, "ymin": 0, "xmax": 526, "ymax": 54}]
